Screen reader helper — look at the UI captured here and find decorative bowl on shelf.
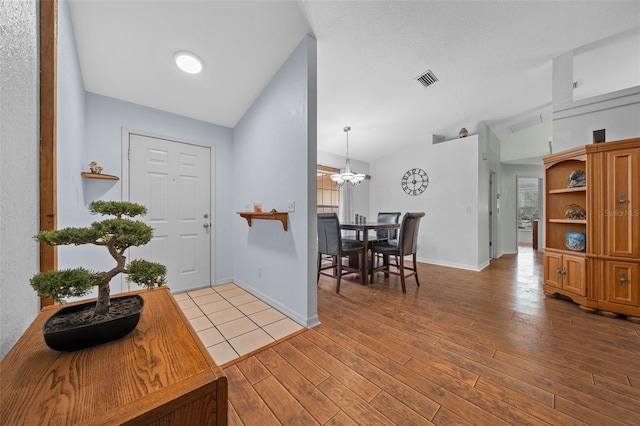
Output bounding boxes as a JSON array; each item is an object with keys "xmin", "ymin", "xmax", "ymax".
[{"xmin": 565, "ymin": 232, "xmax": 586, "ymax": 251}]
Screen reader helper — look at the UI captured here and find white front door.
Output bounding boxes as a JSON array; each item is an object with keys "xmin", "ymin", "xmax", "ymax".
[{"xmin": 126, "ymin": 133, "xmax": 212, "ymax": 293}]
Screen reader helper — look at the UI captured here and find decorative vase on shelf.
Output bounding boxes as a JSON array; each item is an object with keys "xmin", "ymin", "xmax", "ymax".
[
  {"xmin": 459, "ymin": 128, "xmax": 468, "ymax": 138},
  {"xmin": 565, "ymin": 232, "xmax": 586, "ymax": 251}
]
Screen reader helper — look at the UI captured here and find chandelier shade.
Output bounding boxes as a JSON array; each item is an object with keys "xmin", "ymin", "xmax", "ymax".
[{"xmin": 331, "ymin": 126, "xmax": 366, "ymax": 187}]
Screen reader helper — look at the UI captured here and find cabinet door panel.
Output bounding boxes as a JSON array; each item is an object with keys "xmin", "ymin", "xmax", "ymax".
[
  {"xmin": 605, "ymin": 149, "xmax": 640, "ymax": 258},
  {"xmin": 544, "ymin": 252, "xmax": 562, "ymax": 288},
  {"xmin": 563, "ymin": 255, "xmax": 586, "ymax": 296},
  {"xmin": 606, "ymin": 261, "xmax": 639, "ymax": 306}
]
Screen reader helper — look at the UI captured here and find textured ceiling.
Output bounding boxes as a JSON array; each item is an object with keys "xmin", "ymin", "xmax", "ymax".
[{"xmin": 69, "ymin": 1, "xmax": 640, "ymax": 163}]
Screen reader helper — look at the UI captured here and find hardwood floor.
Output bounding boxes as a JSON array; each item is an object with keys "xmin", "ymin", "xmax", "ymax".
[{"xmin": 223, "ymin": 247, "xmax": 640, "ymax": 425}]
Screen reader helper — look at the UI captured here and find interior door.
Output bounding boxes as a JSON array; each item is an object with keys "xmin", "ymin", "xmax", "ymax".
[{"xmin": 127, "ymin": 133, "xmax": 212, "ymax": 293}]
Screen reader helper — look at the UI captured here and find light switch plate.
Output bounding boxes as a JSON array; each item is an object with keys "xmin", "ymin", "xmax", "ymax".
[{"xmin": 288, "ymin": 200, "xmax": 295, "ymax": 212}]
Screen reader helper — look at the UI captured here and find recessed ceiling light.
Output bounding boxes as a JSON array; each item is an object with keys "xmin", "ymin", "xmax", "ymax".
[{"xmin": 174, "ymin": 51, "xmax": 203, "ymax": 74}]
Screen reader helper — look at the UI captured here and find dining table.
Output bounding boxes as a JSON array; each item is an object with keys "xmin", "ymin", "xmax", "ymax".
[{"xmin": 340, "ymin": 221, "xmax": 400, "ymax": 281}]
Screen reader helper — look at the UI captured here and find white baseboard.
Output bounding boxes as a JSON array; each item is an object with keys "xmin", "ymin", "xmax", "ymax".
[{"xmin": 417, "ymin": 258, "xmax": 488, "ymax": 272}]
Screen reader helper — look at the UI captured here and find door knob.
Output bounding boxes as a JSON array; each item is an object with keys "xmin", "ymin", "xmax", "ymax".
[
  {"xmin": 620, "ymin": 273, "xmax": 627, "ymax": 288},
  {"xmin": 203, "ymin": 223, "xmax": 210, "ymax": 229}
]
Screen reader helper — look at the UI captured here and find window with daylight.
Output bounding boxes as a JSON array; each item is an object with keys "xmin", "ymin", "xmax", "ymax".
[{"xmin": 317, "ymin": 166, "xmax": 340, "ymax": 214}]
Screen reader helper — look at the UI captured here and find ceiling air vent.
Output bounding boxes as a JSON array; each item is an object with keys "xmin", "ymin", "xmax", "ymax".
[{"xmin": 415, "ymin": 69, "xmax": 438, "ymax": 88}]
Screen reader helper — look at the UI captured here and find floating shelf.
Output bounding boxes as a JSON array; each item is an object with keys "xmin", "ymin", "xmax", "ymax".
[
  {"xmin": 549, "ymin": 219, "xmax": 587, "ymax": 224},
  {"xmin": 238, "ymin": 211, "xmax": 288, "ymax": 231},
  {"xmin": 81, "ymin": 172, "xmax": 119, "ymax": 181},
  {"xmin": 548, "ymin": 187, "xmax": 586, "ymax": 194}
]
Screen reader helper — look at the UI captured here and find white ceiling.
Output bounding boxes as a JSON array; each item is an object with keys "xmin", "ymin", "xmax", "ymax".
[{"xmin": 69, "ymin": 1, "xmax": 640, "ymax": 163}]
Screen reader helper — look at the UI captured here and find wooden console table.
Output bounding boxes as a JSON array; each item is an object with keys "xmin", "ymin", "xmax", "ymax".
[{"xmin": 0, "ymin": 286, "xmax": 227, "ymax": 425}]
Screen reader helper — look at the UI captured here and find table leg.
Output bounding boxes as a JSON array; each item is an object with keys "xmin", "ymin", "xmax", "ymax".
[{"xmin": 362, "ymin": 231, "xmax": 369, "ymax": 285}]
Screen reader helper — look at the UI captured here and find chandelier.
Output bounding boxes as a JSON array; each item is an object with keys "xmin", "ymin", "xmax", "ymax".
[{"xmin": 331, "ymin": 126, "xmax": 366, "ymax": 187}]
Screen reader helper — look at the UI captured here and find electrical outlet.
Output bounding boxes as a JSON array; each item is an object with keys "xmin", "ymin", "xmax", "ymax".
[
  {"xmin": 257, "ymin": 266, "xmax": 262, "ymax": 277},
  {"xmin": 466, "ymin": 205, "xmax": 472, "ymax": 213},
  {"xmin": 288, "ymin": 200, "xmax": 295, "ymax": 212}
]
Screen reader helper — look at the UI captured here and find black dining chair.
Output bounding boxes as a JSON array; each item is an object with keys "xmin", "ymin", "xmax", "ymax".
[
  {"xmin": 370, "ymin": 212, "xmax": 425, "ymax": 293},
  {"xmin": 373, "ymin": 212, "xmax": 401, "ymax": 243},
  {"xmin": 369, "ymin": 211, "xmax": 401, "ymax": 267},
  {"xmin": 317, "ymin": 213, "xmax": 366, "ymax": 293}
]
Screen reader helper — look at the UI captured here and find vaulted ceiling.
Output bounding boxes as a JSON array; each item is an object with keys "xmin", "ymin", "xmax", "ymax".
[{"xmin": 69, "ymin": 1, "xmax": 640, "ymax": 163}]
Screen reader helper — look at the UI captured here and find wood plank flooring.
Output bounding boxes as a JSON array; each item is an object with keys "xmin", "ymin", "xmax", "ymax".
[{"xmin": 223, "ymin": 247, "xmax": 640, "ymax": 425}]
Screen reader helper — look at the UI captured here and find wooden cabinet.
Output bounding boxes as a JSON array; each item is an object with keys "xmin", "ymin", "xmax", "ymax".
[
  {"xmin": 543, "ymin": 147, "xmax": 591, "ymax": 307},
  {"xmin": 0, "ymin": 287, "xmax": 228, "ymax": 425},
  {"xmin": 543, "ymin": 138, "xmax": 640, "ymax": 321},
  {"xmin": 543, "ymin": 251, "xmax": 587, "ymax": 296}
]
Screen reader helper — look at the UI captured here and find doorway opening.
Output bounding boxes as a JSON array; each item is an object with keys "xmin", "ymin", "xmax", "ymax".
[{"xmin": 516, "ymin": 176, "xmax": 542, "ymax": 250}]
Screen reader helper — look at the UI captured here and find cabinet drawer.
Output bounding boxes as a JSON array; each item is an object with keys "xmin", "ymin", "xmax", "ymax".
[{"xmin": 605, "ymin": 261, "xmax": 639, "ymax": 307}]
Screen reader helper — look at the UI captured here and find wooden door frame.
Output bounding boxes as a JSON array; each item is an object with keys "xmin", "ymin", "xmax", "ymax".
[
  {"xmin": 40, "ymin": 0, "xmax": 58, "ymax": 307},
  {"xmin": 489, "ymin": 169, "xmax": 498, "ymax": 259}
]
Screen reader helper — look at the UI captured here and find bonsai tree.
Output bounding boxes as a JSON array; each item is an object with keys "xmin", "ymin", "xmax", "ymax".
[{"xmin": 30, "ymin": 200, "xmax": 167, "ymax": 316}]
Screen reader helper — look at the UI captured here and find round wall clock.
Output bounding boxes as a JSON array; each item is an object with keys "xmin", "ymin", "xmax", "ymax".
[{"xmin": 401, "ymin": 168, "xmax": 429, "ymax": 196}]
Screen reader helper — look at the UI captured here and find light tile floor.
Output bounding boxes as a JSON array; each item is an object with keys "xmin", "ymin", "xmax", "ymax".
[{"xmin": 173, "ymin": 283, "xmax": 304, "ymax": 365}]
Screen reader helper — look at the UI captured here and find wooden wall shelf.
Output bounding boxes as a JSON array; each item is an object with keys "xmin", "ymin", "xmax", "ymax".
[
  {"xmin": 548, "ymin": 187, "xmax": 586, "ymax": 194},
  {"xmin": 549, "ymin": 219, "xmax": 587, "ymax": 224},
  {"xmin": 81, "ymin": 172, "xmax": 119, "ymax": 180},
  {"xmin": 238, "ymin": 211, "xmax": 288, "ymax": 231}
]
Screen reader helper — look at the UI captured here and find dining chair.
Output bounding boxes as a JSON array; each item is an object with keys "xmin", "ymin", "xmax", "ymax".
[
  {"xmin": 374, "ymin": 211, "xmax": 401, "ymax": 243},
  {"xmin": 369, "ymin": 212, "xmax": 425, "ymax": 293},
  {"xmin": 317, "ymin": 213, "xmax": 366, "ymax": 293},
  {"xmin": 369, "ymin": 211, "xmax": 401, "ymax": 267}
]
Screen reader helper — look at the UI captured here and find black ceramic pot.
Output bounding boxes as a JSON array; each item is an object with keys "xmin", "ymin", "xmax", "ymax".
[{"xmin": 43, "ymin": 294, "xmax": 144, "ymax": 351}]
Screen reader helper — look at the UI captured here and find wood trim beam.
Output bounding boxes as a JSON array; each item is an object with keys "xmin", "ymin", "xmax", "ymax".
[
  {"xmin": 317, "ymin": 164, "xmax": 340, "ymax": 174},
  {"xmin": 40, "ymin": 0, "xmax": 58, "ymax": 307}
]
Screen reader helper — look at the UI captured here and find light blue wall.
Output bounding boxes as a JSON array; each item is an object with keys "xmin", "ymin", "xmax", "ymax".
[
  {"xmin": 0, "ymin": 0, "xmax": 40, "ymax": 359},
  {"xmin": 56, "ymin": 0, "xmax": 91, "ymax": 284},
  {"xmin": 232, "ymin": 35, "xmax": 318, "ymax": 327},
  {"xmin": 56, "ymin": 1, "xmax": 237, "ymax": 292},
  {"xmin": 57, "ymin": 0, "xmax": 85, "ymax": 230},
  {"xmin": 54, "ymin": 0, "xmax": 316, "ymax": 327},
  {"xmin": 69, "ymin": 93, "xmax": 234, "ymax": 291}
]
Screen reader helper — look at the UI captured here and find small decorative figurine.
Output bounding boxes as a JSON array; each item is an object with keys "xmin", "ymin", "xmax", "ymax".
[
  {"xmin": 568, "ymin": 169, "xmax": 586, "ymax": 188},
  {"xmin": 459, "ymin": 127, "xmax": 468, "ymax": 138},
  {"xmin": 89, "ymin": 161, "xmax": 103, "ymax": 174},
  {"xmin": 564, "ymin": 204, "xmax": 586, "ymax": 220}
]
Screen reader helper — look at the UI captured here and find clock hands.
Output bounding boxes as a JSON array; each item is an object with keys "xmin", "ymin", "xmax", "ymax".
[{"xmin": 401, "ymin": 168, "xmax": 429, "ymax": 196}]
